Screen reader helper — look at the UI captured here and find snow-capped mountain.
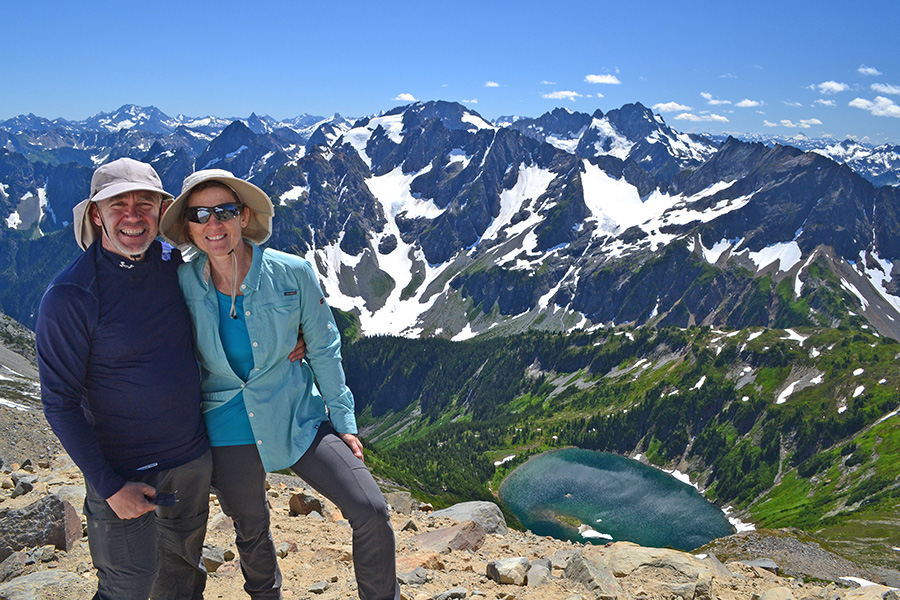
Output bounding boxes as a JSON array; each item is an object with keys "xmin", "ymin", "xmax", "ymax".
[{"xmin": 2, "ymin": 101, "xmax": 900, "ymax": 344}]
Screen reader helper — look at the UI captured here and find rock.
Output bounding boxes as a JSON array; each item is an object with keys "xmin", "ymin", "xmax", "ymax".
[
  {"xmin": 202, "ymin": 544, "xmax": 236, "ymax": 573},
  {"xmin": 604, "ymin": 542, "xmax": 707, "ymax": 579},
  {"xmin": 429, "ymin": 501, "xmax": 508, "ymax": 535},
  {"xmin": 564, "ymin": 548, "xmax": 623, "ymax": 599},
  {"xmin": 486, "ymin": 556, "xmax": 530, "ymax": 586},
  {"xmin": 397, "ymin": 566, "xmax": 430, "ymax": 586},
  {"xmin": 309, "ymin": 580, "xmax": 330, "ymax": 594},
  {"xmin": 208, "ymin": 511, "xmax": 234, "ymax": 531},
  {"xmin": 758, "ymin": 587, "xmax": 796, "ymax": 600},
  {"xmin": 289, "ymin": 492, "xmax": 324, "ymax": 516},
  {"xmin": 843, "ymin": 585, "xmax": 900, "ymax": 600},
  {"xmin": 400, "ymin": 518, "xmax": 419, "ymax": 532},
  {"xmin": 0, "ymin": 570, "xmax": 92, "ymax": 599},
  {"xmin": 320, "ymin": 545, "xmax": 353, "ymax": 563},
  {"xmin": 434, "ymin": 587, "xmax": 467, "ymax": 600},
  {"xmin": 10, "ymin": 480, "xmax": 33, "ymax": 498},
  {"xmin": 0, "ymin": 495, "xmax": 81, "ymax": 561},
  {"xmin": 396, "ymin": 552, "xmax": 445, "ymax": 572},
  {"xmin": 34, "ymin": 544, "xmax": 56, "ymax": 563},
  {"xmin": 276, "ymin": 541, "xmax": 297, "ymax": 558},
  {"xmin": 52, "ymin": 485, "xmax": 86, "ymax": 515},
  {"xmin": 0, "ymin": 551, "xmax": 27, "ymax": 583},
  {"xmin": 526, "ymin": 562, "xmax": 552, "ymax": 586},
  {"xmin": 745, "ymin": 558, "xmax": 780, "ymax": 573},
  {"xmin": 700, "ymin": 552, "xmax": 735, "ymax": 580},
  {"xmin": 384, "ymin": 491, "xmax": 415, "ymax": 515},
  {"xmin": 413, "ymin": 520, "xmax": 486, "ymax": 553}
]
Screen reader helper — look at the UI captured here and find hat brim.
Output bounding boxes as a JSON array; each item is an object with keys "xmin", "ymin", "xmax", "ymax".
[
  {"xmin": 159, "ymin": 170, "xmax": 274, "ymax": 247},
  {"xmin": 73, "ymin": 184, "xmax": 174, "ymax": 251}
]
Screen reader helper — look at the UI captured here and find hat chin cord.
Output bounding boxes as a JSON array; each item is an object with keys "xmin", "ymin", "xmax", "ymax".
[
  {"xmin": 95, "ymin": 211, "xmax": 146, "ymax": 261},
  {"xmin": 228, "ymin": 248, "xmax": 238, "ymax": 320}
]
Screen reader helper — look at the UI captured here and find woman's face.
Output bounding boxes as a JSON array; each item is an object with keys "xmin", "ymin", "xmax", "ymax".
[{"xmin": 185, "ymin": 185, "xmax": 250, "ymax": 258}]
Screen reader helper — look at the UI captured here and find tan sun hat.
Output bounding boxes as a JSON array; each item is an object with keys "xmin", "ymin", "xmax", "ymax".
[
  {"xmin": 159, "ymin": 169, "xmax": 274, "ymax": 247},
  {"xmin": 72, "ymin": 157, "xmax": 173, "ymax": 251}
]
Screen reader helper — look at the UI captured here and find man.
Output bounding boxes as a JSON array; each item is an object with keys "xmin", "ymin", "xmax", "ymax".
[{"xmin": 36, "ymin": 157, "xmax": 212, "ymax": 600}]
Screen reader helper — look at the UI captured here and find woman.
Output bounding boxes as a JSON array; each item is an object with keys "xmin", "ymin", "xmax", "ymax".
[{"xmin": 160, "ymin": 169, "xmax": 399, "ymax": 600}]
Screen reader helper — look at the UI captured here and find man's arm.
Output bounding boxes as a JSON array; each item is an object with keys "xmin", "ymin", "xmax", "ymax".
[{"xmin": 36, "ymin": 284, "xmax": 130, "ymax": 501}]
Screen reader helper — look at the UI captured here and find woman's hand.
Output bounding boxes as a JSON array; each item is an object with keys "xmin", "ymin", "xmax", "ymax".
[{"xmin": 339, "ymin": 433, "xmax": 364, "ymax": 462}]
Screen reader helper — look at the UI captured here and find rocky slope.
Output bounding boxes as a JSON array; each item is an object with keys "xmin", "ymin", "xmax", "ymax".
[{"xmin": 0, "ymin": 445, "xmax": 897, "ymax": 600}]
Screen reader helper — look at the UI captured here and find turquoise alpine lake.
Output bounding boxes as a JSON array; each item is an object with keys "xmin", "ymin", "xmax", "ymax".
[{"xmin": 498, "ymin": 448, "xmax": 734, "ymax": 551}]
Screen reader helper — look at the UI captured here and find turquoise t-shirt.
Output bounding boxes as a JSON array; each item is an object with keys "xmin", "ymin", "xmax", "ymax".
[{"xmin": 204, "ymin": 291, "xmax": 256, "ymax": 446}]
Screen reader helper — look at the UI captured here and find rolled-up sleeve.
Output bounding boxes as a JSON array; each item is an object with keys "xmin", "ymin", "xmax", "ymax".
[{"xmin": 295, "ymin": 260, "xmax": 358, "ymax": 435}]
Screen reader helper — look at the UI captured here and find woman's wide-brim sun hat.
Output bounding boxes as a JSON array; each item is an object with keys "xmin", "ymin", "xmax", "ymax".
[
  {"xmin": 73, "ymin": 157, "xmax": 174, "ymax": 251},
  {"xmin": 160, "ymin": 169, "xmax": 274, "ymax": 247}
]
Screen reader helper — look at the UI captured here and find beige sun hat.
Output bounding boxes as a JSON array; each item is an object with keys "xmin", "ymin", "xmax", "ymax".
[
  {"xmin": 159, "ymin": 169, "xmax": 274, "ymax": 247},
  {"xmin": 72, "ymin": 157, "xmax": 173, "ymax": 251}
]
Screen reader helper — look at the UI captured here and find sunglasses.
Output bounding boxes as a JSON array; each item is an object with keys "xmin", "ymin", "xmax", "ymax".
[{"xmin": 185, "ymin": 203, "xmax": 244, "ymax": 224}]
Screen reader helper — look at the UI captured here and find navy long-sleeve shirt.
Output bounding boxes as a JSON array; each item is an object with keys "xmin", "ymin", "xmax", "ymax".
[{"xmin": 36, "ymin": 240, "xmax": 208, "ymax": 499}]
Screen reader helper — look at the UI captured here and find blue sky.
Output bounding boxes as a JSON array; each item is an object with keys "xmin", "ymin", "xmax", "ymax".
[{"xmin": 3, "ymin": 1, "xmax": 899, "ymax": 144}]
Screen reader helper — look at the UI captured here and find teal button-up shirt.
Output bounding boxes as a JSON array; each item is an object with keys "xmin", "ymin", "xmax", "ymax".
[{"xmin": 178, "ymin": 242, "xmax": 357, "ymax": 472}]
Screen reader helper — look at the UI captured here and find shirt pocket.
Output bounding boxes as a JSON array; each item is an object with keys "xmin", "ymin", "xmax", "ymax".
[{"xmin": 249, "ymin": 290, "xmax": 302, "ymax": 362}]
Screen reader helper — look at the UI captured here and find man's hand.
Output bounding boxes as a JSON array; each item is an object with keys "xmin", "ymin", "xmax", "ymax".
[
  {"xmin": 106, "ymin": 481, "xmax": 158, "ymax": 519},
  {"xmin": 289, "ymin": 327, "xmax": 307, "ymax": 362},
  {"xmin": 339, "ymin": 433, "xmax": 365, "ymax": 462}
]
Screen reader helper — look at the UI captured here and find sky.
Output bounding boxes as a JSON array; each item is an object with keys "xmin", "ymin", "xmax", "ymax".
[{"xmin": 3, "ymin": 1, "xmax": 899, "ymax": 144}]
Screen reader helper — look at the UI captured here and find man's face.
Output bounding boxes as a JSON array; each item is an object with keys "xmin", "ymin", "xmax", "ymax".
[{"xmin": 90, "ymin": 191, "xmax": 163, "ymax": 259}]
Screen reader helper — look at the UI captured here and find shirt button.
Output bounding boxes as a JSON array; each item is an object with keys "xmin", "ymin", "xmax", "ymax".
[
  {"xmin": 240, "ymin": 383, "xmax": 245, "ymax": 389},
  {"xmin": 248, "ymin": 412, "xmax": 255, "ymax": 418},
  {"xmin": 245, "ymin": 310, "xmax": 251, "ymax": 316},
  {"xmin": 241, "ymin": 284, "xmax": 247, "ymax": 290},
  {"xmin": 257, "ymin": 440, "xmax": 262, "ymax": 445},
  {"xmin": 252, "ymin": 341, "xmax": 259, "ymax": 347}
]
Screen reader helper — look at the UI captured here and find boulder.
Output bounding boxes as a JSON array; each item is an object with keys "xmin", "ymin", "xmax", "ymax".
[
  {"xmin": 383, "ymin": 491, "xmax": 415, "ymax": 515},
  {"xmin": 289, "ymin": 492, "xmax": 324, "ymax": 516},
  {"xmin": 564, "ymin": 548, "xmax": 623, "ymax": 598},
  {"xmin": 428, "ymin": 501, "xmax": 507, "ymax": 535},
  {"xmin": 413, "ymin": 520, "xmax": 486, "ymax": 553},
  {"xmin": 487, "ymin": 557, "xmax": 531, "ymax": 586},
  {"xmin": 526, "ymin": 562, "xmax": 552, "ymax": 586},
  {"xmin": 0, "ymin": 570, "xmax": 93, "ymax": 599},
  {"xmin": 0, "ymin": 495, "xmax": 81, "ymax": 561}
]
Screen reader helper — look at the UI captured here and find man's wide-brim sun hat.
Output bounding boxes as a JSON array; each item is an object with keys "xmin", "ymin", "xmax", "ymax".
[
  {"xmin": 72, "ymin": 157, "xmax": 173, "ymax": 251},
  {"xmin": 160, "ymin": 169, "xmax": 274, "ymax": 247}
]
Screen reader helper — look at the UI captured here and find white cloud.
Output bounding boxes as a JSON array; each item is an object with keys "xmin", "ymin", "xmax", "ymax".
[
  {"xmin": 814, "ymin": 99, "xmax": 836, "ymax": 107},
  {"xmin": 484, "ymin": 81, "xmax": 500, "ymax": 88},
  {"xmin": 872, "ymin": 83, "xmax": 900, "ymax": 95},
  {"xmin": 701, "ymin": 92, "xmax": 731, "ymax": 105},
  {"xmin": 779, "ymin": 118, "xmax": 823, "ymax": 129},
  {"xmin": 735, "ymin": 99, "xmax": 762, "ymax": 108},
  {"xmin": 542, "ymin": 90, "xmax": 583, "ymax": 101},
  {"xmin": 720, "ymin": 73, "xmax": 738, "ymax": 79},
  {"xmin": 675, "ymin": 112, "xmax": 729, "ymax": 123},
  {"xmin": 394, "ymin": 93, "xmax": 417, "ymax": 102},
  {"xmin": 652, "ymin": 102, "xmax": 692, "ymax": 112},
  {"xmin": 858, "ymin": 65, "xmax": 882, "ymax": 77},
  {"xmin": 815, "ymin": 81, "xmax": 849, "ymax": 94},
  {"xmin": 462, "ymin": 98, "xmax": 478, "ymax": 104},
  {"xmin": 850, "ymin": 96, "xmax": 900, "ymax": 118},
  {"xmin": 585, "ymin": 74, "xmax": 621, "ymax": 84},
  {"xmin": 539, "ymin": 80, "xmax": 556, "ymax": 85},
  {"xmin": 783, "ymin": 101, "xmax": 803, "ymax": 108},
  {"xmin": 764, "ymin": 120, "xmax": 779, "ymax": 127}
]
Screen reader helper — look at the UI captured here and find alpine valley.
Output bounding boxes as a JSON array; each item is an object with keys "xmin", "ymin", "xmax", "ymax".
[{"xmin": 1, "ymin": 102, "xmax": 899, "ymax": 582}]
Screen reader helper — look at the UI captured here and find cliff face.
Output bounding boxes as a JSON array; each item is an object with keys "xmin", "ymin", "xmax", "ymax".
[{"xmin": 0, "ymin": 453, "xmax": 896, "ymax": 600}]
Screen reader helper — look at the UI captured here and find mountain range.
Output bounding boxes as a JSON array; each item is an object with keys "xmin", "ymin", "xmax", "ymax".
[
  {"xmin": 2, "ymin": 102, "xmax": 900, "ymax": 576},
  {"xmin": 2, "ymin": 101, "xmax": 900, "ymax": 343}
]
